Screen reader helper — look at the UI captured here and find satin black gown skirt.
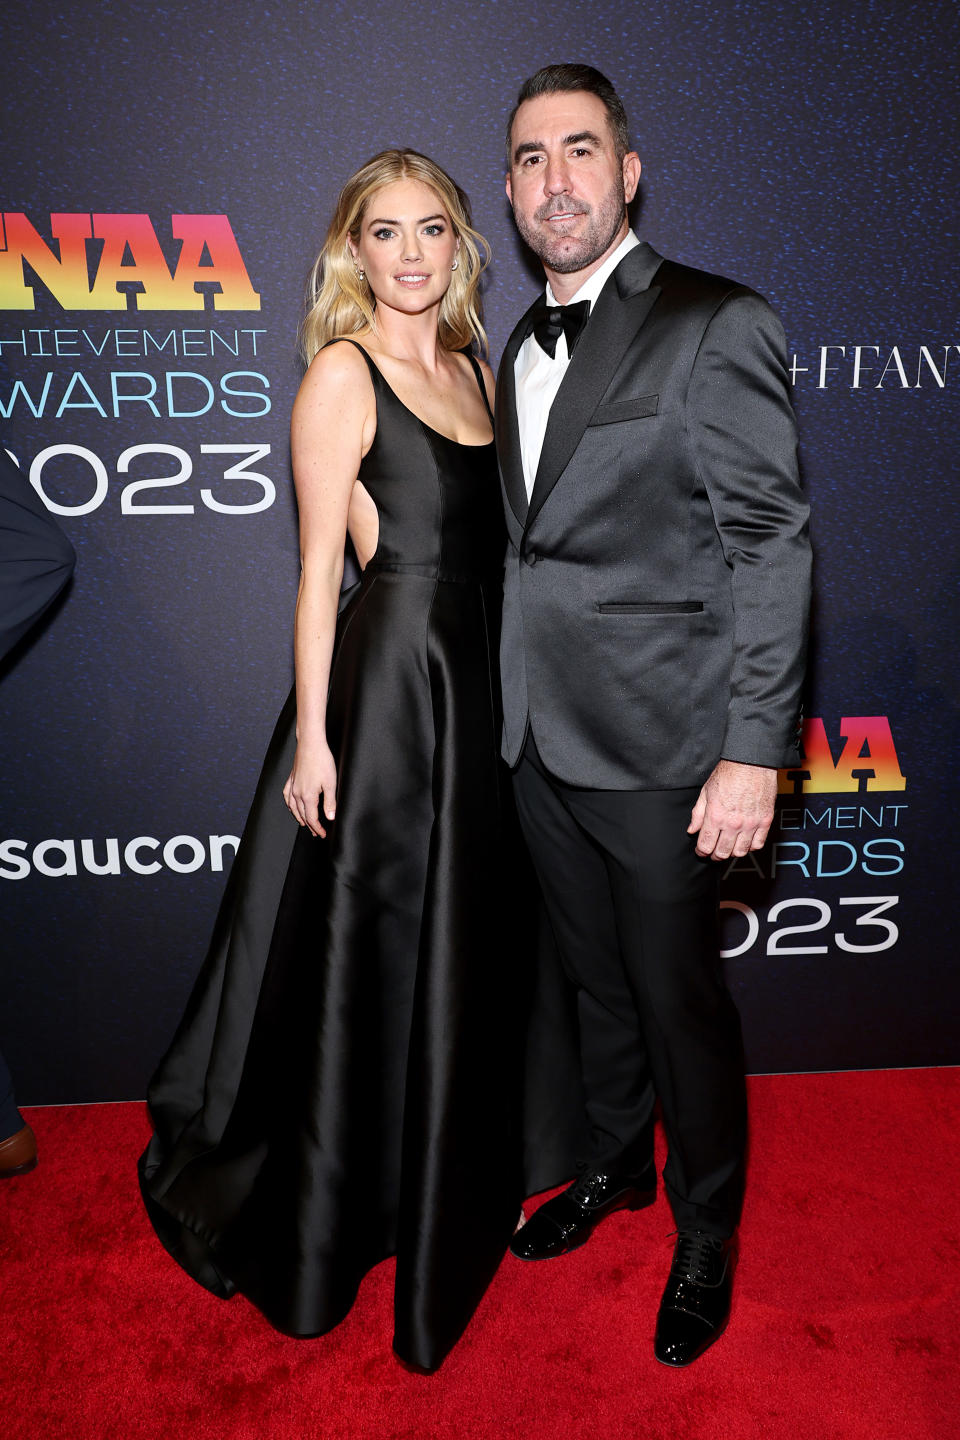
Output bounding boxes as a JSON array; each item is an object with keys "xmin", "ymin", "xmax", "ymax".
[
  {"xmin": 139, "ymin": 347, "xmax": 566, "ymax": 1371},
  {"xmin": 140, "ymin": 568, "xmax": 528, "ymax": 1369}
]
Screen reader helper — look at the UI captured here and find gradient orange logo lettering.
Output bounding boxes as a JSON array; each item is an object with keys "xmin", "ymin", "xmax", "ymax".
[
  {"xmin": 0, "ymin": 214, "xmax": 261, "ymax": 311},
  {"xmin": 779, "ymin": 717, "xmax": 906, "ymax": 794}
]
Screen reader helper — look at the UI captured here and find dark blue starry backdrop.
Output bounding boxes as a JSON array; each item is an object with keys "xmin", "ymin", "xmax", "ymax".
[{"xmin": 1, "ymin": 0, "xmax": 957, "ymax": 1100}]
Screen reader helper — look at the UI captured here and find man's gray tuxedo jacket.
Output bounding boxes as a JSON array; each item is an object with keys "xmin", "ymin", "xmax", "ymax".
[
  {"xmin": 495, "ymin": 242, "xmax": 812, "ymax": 790},
  {"xmin": 0, "ymin": 444, "xmax": 75, "ymax": 663}
]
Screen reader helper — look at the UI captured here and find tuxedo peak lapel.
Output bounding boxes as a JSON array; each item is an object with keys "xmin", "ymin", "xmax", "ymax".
[
  {"xmin": 496, "ymin": 295, "xmax": 541, "ymax": 527},
  {"xmin": 526, "ymin": 247, "xmax": 664, "ymax": 530},
  {"xmin": 613, "ymin": 241, "xmax": 665, "ymax": 298}
]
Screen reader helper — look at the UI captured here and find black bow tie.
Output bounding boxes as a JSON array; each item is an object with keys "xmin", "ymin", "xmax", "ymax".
[{"xmin": 528, "ymin": 297, "xmax": 591, "ymax": 359}]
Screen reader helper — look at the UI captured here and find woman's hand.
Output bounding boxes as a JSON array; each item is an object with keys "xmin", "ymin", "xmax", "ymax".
[{"xmin": 283, "ymin": 740, "xmax": 338, "ymax": 838}]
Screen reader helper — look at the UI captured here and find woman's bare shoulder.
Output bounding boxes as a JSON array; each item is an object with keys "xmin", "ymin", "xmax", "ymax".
[
  {"xmin": 297, "ymin": 337, "xmax": 375, "ymax": 411},
  {"xmin": 472, "ymin": 354, "xmax": 496, "ymax": 407}
]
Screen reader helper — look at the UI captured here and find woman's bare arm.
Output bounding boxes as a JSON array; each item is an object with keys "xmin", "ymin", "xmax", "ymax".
[{"xmin": 283, "ymin": 343, "xmax": 375, "ymax": 837}]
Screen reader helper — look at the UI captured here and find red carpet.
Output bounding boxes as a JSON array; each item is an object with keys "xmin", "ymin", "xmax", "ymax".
[{"xmin": 1, "ymin": 1069, "xmax": 957, "ymax": 1440}]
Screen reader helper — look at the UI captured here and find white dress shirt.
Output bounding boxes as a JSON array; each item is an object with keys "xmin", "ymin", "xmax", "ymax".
[{"xmin": 515, "ymin": 230, "xmax": 641, "ymax": 499}]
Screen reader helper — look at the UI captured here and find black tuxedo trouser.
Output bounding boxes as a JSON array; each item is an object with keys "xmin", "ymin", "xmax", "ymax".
[
  {"xmin": 0, "ymin": 1046, "xmax": 22, "ymax": 1141},
  {"xmin": 513, "ymin": 734, "xmax": 747, "ymax": 1238}
]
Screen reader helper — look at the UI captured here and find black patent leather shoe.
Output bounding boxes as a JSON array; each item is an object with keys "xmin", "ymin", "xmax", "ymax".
[
  {"xmin": 654, "ymin": 1230, "xmax": 735, "ymax": 1366},
  {"xmin": 509, "ymin": 1166, "xmax": 656, "ymax": 1261}
]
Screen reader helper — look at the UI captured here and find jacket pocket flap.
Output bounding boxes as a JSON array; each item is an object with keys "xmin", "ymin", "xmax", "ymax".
[
  {"xmin": 597, "ymin": 601, "xmax": 703, "ymax": 614},
  {"xmin": 588, "ymin": 394, "xmax": 659, "ymax": 426}
]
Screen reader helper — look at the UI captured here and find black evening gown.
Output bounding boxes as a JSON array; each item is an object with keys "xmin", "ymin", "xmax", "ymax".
[{"xmin": 138, "ymin": 343, "xmax": 528, "ymax": 1371}]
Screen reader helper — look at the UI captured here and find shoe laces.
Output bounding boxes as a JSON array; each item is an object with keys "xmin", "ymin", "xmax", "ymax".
[
  {"xmin": 671, "ymin": 1229, "xmax": 725, "ymax": 1283},
  {"xmin": 570, "ymin": 1170, "xmax": 611, "ymax": 1206}
]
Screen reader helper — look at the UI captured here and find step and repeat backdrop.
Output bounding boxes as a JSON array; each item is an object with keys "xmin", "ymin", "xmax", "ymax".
[{"xmin": 1, "ymin": 1, "xmax": 958, "ymax": 1102}]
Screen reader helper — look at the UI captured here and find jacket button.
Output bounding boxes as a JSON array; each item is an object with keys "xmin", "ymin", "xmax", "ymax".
[{"xmin": 523, "ymin": 550, "xmax": 539, "ymax": 567}]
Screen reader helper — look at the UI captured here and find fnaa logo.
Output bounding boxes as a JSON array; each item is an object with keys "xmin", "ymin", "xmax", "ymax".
[
  {"xmin": 0, "ymin": 213, "xmax": 260, "ymax": 311},
  {"xmin": 779, "ymin": 717, "xmax": 906, "ymax": 795}
]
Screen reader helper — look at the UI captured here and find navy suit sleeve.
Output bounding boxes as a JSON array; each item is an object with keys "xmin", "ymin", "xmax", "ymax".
[
  {"xmin": 0, "ymin": 444, "xmax": 76, "ymax": 662},
  {"xmin": 687, "ymin": 291, "xmax": 812, "ymax": 768}
]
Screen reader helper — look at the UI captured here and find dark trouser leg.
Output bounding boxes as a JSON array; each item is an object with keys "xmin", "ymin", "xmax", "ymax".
[
  {"xmin": 514, "ymin": 741, "xmax": 746, "ymax": 1237},
  {"xmin": 513, "ymin": 745, "xmax": 655, "ymax": 1178},
  {"xmin": 0, "ymin": 1045, "xmax": 24, "ymax": 1141}
]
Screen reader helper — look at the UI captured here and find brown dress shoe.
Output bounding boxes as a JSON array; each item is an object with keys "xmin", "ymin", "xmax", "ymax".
[{"xmin": 0, "ymin": 1123, "xmax": 38, "ymax": 1177}]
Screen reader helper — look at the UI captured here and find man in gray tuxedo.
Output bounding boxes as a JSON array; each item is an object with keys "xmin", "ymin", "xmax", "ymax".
[
  {"xmin": 497, "ymin": 65, "xmax": 811, "ymax": 1365},
  {"xmin": 0, "ymin": 441, "xmax": 75, "ymax": 1177}
]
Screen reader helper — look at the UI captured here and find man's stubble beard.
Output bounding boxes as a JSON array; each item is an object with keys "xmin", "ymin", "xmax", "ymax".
[{"xmin": 514, "ymin": 174, "xmax": 628, "ymax": 275}]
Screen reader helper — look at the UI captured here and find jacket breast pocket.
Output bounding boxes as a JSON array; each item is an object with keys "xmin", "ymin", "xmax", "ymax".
[
  {"xmin": 597, "ymin": 601, "xmax": 703, "ymax": 615},
  {"xmin": 588, "ymin": 394, "xmax": 659, "ymax": 427}
]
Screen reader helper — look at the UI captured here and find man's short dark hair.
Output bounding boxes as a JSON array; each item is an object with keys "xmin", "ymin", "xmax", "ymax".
[{"xmin": 506, "ymin": 64, "xmax": 631, "ymax": 163}]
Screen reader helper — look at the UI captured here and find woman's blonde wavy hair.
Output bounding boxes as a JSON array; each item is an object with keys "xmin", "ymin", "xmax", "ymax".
[{"xmin": 300, "ymin": 149, "xmax": 490, "ymax": 364}]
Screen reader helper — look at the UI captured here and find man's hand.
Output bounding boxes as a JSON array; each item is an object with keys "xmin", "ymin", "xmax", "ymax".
[{"xmin": 688, "ymin": 759, "xmax": 778, "ymax": 861}]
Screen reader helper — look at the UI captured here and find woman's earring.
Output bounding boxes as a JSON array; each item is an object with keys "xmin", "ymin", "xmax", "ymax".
[
  {"xmin": 451, "ymin": 257, "xmax": 459, "ymax": 271},
  {"xmin": 355, "ymin": 263, "xmax": 365, "ymax": 282}
]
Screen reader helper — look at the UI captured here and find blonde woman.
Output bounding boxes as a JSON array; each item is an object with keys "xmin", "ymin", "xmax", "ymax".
[{"xmin": 140, "ymin": 152, "xmax": 525, "ymax": 1371}]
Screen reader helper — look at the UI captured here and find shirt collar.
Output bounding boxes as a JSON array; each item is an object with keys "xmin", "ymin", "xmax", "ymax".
[{"xmin": 544, "ymin": 230, "xmax": 641, "ymax": 311}]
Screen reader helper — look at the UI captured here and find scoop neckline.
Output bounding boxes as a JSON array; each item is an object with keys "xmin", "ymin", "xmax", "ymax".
[{"xmin": 345, "ymin": 341, "xmax": 495, "ymax": 450}]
